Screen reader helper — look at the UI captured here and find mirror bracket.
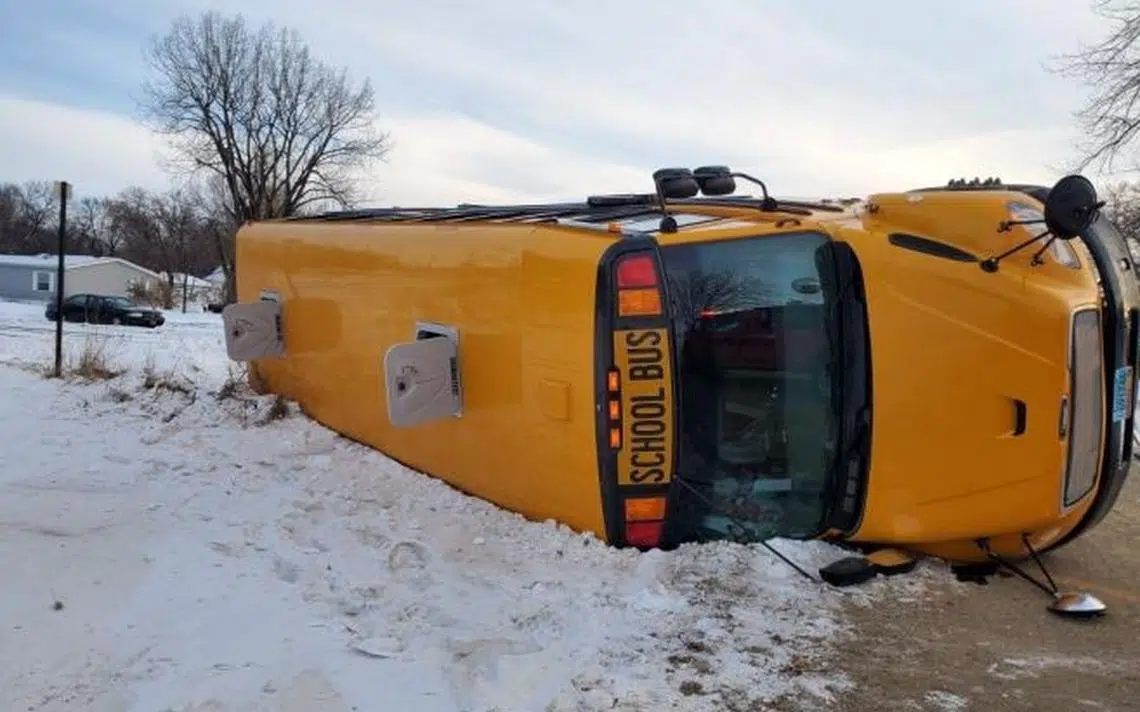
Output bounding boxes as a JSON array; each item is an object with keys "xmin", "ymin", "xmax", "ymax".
[
  {"xmin": 980, "ymin": 229, "xmax": 1052, "ymax": 273},
  {"xmin": 981, "ymin": 174, "xmax": 1103, "ymax": 274},
  {"xmin": 998, "ymin": 218, "xmax": 1046, "ymax": 233}
]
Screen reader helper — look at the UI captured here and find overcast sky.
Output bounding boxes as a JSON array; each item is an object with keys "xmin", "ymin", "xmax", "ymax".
[{"xmin": 0, "ymin": 0, "xmax": 1124, "ymax": 206}]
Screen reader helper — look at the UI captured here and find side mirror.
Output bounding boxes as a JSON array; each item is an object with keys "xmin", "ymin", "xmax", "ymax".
[
  {"xmin": 653, "ymin": 168, "xmax": 700, "ymax": 200},
  {"xmin": 693, "ymin": 165, "xmax": 737, "ymax": 196},
  {"xmin": 1045, "ymin": 174, "xmax": 1103, "ymax": 240}
]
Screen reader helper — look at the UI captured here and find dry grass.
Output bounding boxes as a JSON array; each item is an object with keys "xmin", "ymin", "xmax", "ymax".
[
  {"xmin": 35, "ymin": 342, "xmax": 295, "ymax": 429},
  {"xmin": 105, "ymin": 387, "xmax": 133, "ymax": 403},
  {"xmin": 262, "ymin": 394, "xmax": 290, "ymax": 424},
  {"xmin": 137, "ymin": 359, "xmax": 296, "ymax": 428},
  {"xmin": 215, "ymin": 362, "xmax": 251, "ymax": 401},
  {"xmin": 41, "ymin": 332, "xmax": 124, "ymax": 382},
  {"xmin": 128, "ymin": 279, "xmax": 175, "ymax": 310},
  {"xmin": 132, "ymin": 352, "xmax": 198, "ymax": 423},
  {"xmin": 213, "ymin": 363, "xmax": 290, "ymax": 423},
  {"xmin": 139, "ymin": 352, "xmax": 193, "ymax": 395}
]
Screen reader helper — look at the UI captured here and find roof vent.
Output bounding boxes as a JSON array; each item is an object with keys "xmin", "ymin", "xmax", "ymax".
[{"xmin": 947, "ymin": 177, "xmax": 1003, "ymax": 189}]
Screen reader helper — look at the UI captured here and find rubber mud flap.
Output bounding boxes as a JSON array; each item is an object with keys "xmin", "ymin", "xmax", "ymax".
[
  {"xmin": 818, "ymin": 556, "xmax": 878, "ymax": 587},
  {"xmin": 866, "ymin": 548, "xmax": 919, "ymax": 576},
  {"xmin": 950, "ymin": 561, "xmax": 999, "ymax": 585}
]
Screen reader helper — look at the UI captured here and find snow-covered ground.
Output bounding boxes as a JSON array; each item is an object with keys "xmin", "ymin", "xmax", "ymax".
[{"xmin": 0, "ymin": 298, "xmax": 932, "ymax": 712}]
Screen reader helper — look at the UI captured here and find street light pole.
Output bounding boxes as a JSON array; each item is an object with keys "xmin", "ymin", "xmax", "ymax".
[{"xmin": 52, "ymin": 181, "xmax": 70, "ymax": 379}]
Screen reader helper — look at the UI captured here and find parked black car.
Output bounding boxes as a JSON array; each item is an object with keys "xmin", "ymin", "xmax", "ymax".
[{"xmin": 45, "ymin": 294, "xmax": 165, "ymax": 328}]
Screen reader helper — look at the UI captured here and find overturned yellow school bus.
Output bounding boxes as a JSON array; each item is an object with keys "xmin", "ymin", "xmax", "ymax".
[{"xmin": 223, "ymin": 167, "xmax": 1137, "ymax": 615}]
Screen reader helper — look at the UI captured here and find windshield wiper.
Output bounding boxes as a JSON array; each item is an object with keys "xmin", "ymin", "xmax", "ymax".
[
  {"xmin": 820, "ymin": 244, "xmax": 872, "ymax": 530},
  {"xmin": 822, "ymin": 251, "xmax": 848, "ymax": 456}
]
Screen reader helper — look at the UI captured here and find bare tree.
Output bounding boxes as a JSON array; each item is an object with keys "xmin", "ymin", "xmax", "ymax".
[
  {"xmin": 1052, "ymin": 1, "xmax": 1140, "ymax": 172},
  {"xmin": 139, "ymin": 10, "xmax": 390, "ymax": 301},
  {"xmin": 667, "ymin": 267, "xmax": 762, "ymax": 333},
  {"xmin": 0, "ymin": 184, "xmax": 28, "ymax": 252},
  {"xmin": 72, "ymin": 197, "xmax": 117, "ymax": 256},
  {"xmin": 103, "ymin": 186, "xmax": 219, "ymax": 309},
  {"xmin": 152, "ymin": 188, "xmax": 214, "ymax": 312},
  {"xmin": 1101, "ymin": 180, "xmax": 1140, "ymax": 261},
  {"xmin": 19, "ymin": 181, "xmax": 56, "ymax": 243},
  {"xmin": 139, "ymin": 11, "xmax": 389, "ymax": 220},
  {"xmin": 106, "ymin": 188, "xmax": 164, "ymax": 270},
  {"xmin": 195, "ymin": 174, "xmax": 242, "ymax": 304},
  {"xmin": 0, "ymin": 181, "xmax": 58, "ymax": 253}
]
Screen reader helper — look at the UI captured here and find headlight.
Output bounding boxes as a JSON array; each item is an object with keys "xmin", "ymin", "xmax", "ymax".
[
  {"xmin": 1049, "ymin": 239, "xmax": 1081, "ymax": 269},
  {"xmin": 1063, "ymin": 308, "xmax": 1104, "ymax": 508}
]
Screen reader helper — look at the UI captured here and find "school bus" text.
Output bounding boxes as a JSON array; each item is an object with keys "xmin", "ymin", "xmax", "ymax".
[{"xmin": 612, "ymin": 328, "xmax": 675, "ymax": 486}]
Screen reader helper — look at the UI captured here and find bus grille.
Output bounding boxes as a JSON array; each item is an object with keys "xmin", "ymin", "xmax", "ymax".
[{"xmin": 1063, "ymin": 308, "xmax": 1105, "ymax": 508}]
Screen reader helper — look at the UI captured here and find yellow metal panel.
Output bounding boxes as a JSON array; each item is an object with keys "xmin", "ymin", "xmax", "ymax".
[
  {"xmin": 838, "ymin": 191, "xmax": 1102, "ymax": 553},
  {"xmin": 234, "ymin": 219, "xmax": 610, "ymax": 539}
]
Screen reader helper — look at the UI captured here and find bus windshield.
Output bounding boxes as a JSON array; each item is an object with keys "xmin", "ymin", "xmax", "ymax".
[{"xmin": 659, "ymin": 231, "xmax": 839, "ymax": 543}]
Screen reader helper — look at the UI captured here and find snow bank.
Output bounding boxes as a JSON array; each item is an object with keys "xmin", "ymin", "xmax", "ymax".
[{"xmin": 0, "ymin": 298, "xmax": 869, "ymax": 711}]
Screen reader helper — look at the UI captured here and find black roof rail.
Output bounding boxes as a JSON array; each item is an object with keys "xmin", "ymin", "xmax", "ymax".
[
  {"xmin": 282, "ymin": 165, "xmax": 848, "ymax": 225},
  {"xmin": 585, "ymin": 193, "xmax": 658, "ymax": 207},
  {"xmin": 287, "ymin": 195, "xmax": 845, "ymax": 225},
  {"xmin": 770, "ymin": 198, "xmax": 848, "ymax": 213}
]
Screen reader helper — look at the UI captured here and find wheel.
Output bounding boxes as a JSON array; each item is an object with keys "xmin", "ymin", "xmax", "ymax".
[{"xmin": 112, "ymin": 317, "xmax": 122, "ymax": 325}]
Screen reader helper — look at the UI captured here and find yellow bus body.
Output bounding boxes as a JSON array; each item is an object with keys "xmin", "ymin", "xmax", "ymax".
[
  {"xmin": 826, "ymin": 191, "xmax": 1105, "ymax": 562},
  {"xmin": 229, "ymin": 173, "xmax": 1138, "ymax": 567},
  {"xmin": 237, "ymin": 221, "xmax": 614, "ymax": 536}
]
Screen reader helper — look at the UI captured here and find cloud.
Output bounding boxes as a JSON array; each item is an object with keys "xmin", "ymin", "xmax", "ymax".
[
  {"xmin": 0, "ymin": 93, "xmax": 652, "ymax": 206},
  {"xmin": 358, "ymin": 114, "xmax": 651, "ymax": 205},
  {"xmin": 297, "ymin": 0, "xmax": 1112, "ymax": 195},
  {"xmin": 0, "ymin": 96, "xmax": 171, "ymax": 199},
  {"xmin": 0, "ymin": 0, "xmax": 1133, "ymax": 203}
]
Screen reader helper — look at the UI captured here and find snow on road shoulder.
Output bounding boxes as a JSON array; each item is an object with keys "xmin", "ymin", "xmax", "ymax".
[
  {"xmin": 0, "ymin": 298, "xmax": 231, "ymax": 388},
  {"xmin": 1, "ymin": 298, "xmax": 864, "ymax": 711}
]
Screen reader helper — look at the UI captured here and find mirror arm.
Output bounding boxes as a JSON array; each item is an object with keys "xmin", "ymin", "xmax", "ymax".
[
  {"xmin": 980, "ymin": 229, "xmax": 1052, "ymax": 273},
  {"xmin": 1030, "ymin": 235, "xmax": 1059, "ymax": 266},
  {"xmin": 998, "ymin": 218, "xmax": 1046, "ymax": 233}
]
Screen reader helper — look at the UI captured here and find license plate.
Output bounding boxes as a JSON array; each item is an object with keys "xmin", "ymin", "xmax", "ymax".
[{"xmin": 1112, "ymin": 365, "xmax": 1133, "ymax": 424}]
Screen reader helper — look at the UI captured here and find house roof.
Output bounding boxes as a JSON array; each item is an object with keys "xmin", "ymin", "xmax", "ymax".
[
  {"xmin": 0, "ymin": 253, "xmax": 163, "ymax": 280},
  {"xmin": 0, "ymin": 253, "xmax": 103, "ymax": 269},
  {"xmin": 68, "ymin": 257, "xmax": 162, "ymax": 280},
  {"xmin": 161, "ymin": 271, "xmax": 216, "ymax": 288}
]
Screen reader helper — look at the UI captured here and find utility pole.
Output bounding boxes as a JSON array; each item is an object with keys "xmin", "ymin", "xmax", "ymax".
[{"xmin": 52, "ymin": 181, "xmax": 70, "ymax": 378}]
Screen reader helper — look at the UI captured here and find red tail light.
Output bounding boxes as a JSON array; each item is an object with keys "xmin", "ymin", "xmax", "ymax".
[
  {"xmin": 615, "ymin": 253, "xmax": 663, "ymax": 318},
  {"xmin": 616, "ymin": 254, "xmax": 658, "ymax": 288},
  {"xmin": 625, "ymin": 520, "xmax": 664, "ymax": 548}
]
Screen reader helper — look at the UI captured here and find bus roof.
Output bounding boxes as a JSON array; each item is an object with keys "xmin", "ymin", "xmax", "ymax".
[
  {"xmin": 269, "ymin": 172, "xmax": 1048, "ymax": 238},
  {"xmin": 279, "ymin": 192, "xmax": 859, "ymax": 236}
]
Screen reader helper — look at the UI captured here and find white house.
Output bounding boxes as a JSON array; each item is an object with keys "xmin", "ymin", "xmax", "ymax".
[
  {"xmin": 0, "ymin": 253, "xmax": 163, "ymax": 303},
  {"xmin": 161, "ymin": 271, "xmax": 223, "ymax": 305},
  {"xmin": 204, "ymin": 265, "xmax": 226, "ymax": 285}
]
